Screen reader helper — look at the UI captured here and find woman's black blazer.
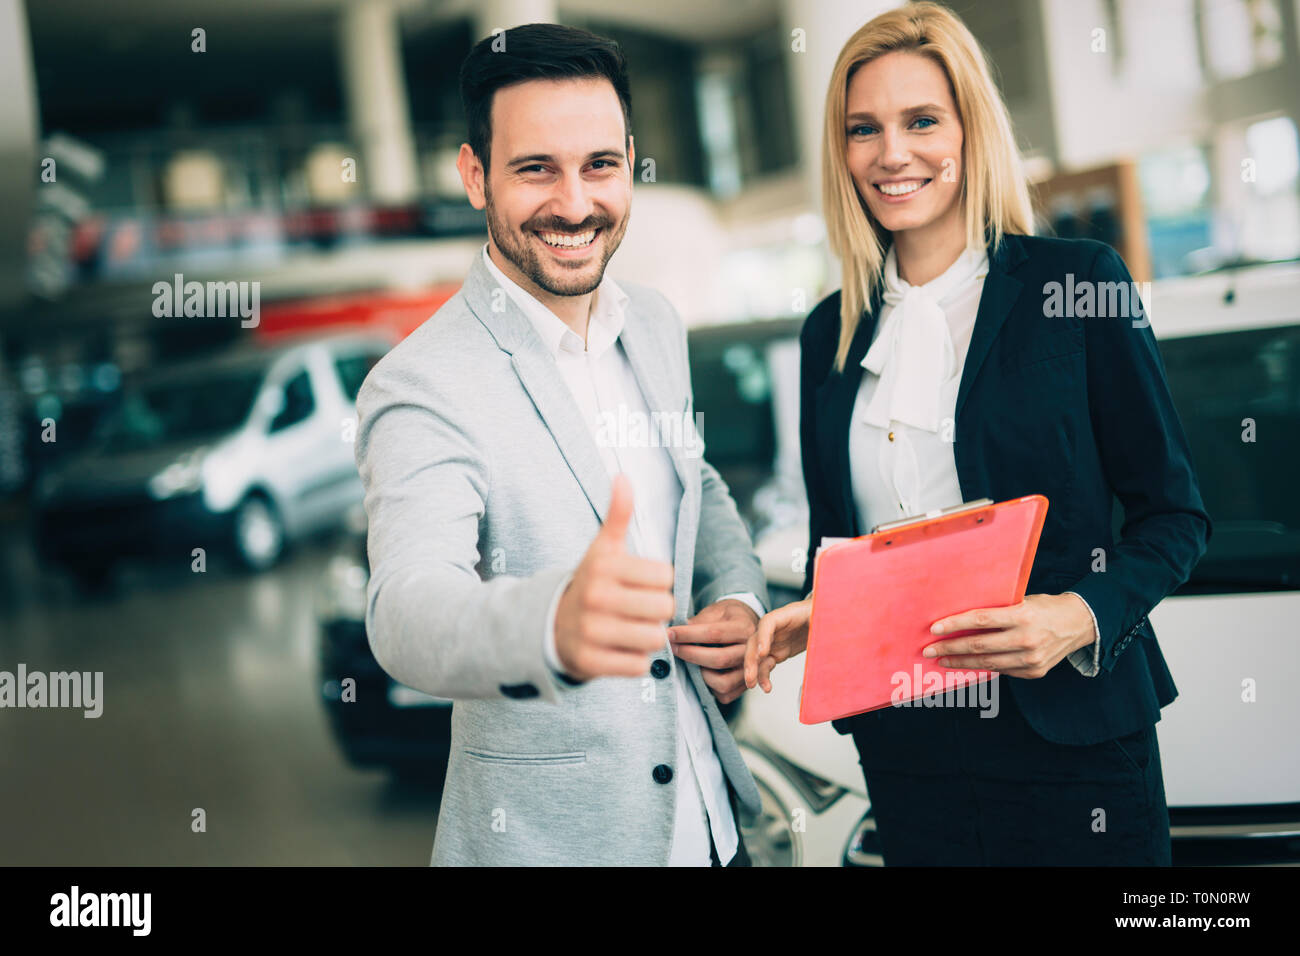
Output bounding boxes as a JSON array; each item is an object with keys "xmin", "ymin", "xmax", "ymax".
[{"xmin": 799, "ymin": 233, "xmax": 1211, "ymax": 745}]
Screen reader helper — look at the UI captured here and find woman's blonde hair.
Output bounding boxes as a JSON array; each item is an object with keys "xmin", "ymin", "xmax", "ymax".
[{"xmin": 822, "ymin": 1, "xmax": 1034, "ymax": 371}]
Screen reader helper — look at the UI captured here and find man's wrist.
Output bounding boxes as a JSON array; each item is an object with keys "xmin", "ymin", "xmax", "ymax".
[
  {"xmin": 717, "ymin": 591, "xmax": 764, "ymax": 622},
  {"xmin": 544, "ymin": 571, "xmax": 583, "ymax": 684}
]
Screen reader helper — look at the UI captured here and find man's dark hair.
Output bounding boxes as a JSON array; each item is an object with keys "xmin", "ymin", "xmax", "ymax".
[{"xmin": 459, "ymin": 23, "xmax": 632, "ymax": 169}]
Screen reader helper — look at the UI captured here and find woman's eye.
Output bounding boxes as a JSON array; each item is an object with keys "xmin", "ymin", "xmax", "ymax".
[
  {"xmin": 912, "ymin": 116, "xmax": 937, "ymax": 129},
  {"xmin": 849, "ymin": 125, "xmax": 876, "ymax": 137}
]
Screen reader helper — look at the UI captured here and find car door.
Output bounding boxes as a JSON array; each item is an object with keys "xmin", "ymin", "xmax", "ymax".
[
  {"xmin": 297, "ymin": 344, "xmax": 381, "ymax": 525},
  {"xmin": 261, "ymin": 359, "xmax": 339, "ymax": 534}
]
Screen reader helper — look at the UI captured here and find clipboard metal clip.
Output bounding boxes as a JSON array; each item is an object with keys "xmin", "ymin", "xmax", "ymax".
[{"xmin": 869, "ymin": 498, "xmax": 995, "ymax": 536}]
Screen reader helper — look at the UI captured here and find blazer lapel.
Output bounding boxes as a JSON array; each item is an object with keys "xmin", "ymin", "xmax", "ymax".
[
  {"xmin": 817, "ymin": 284, "xmax": 881, "ymax": 538},
  {"xmin": 955, "ymin": 234, "xmax": 1027, "ymax": 421},
  {"xmin": 462, "ymin": 255, "xmax": 612, "ymax": 523},
  {"xmin": 618, "ymin": 307, "xmax": 699, "ymax": 620},
  {"xmin": 510, "ymin": 350, "xmax": 613, "ymax": 522},
  {"xmin": 618, "ymin": 312, "xmax": 691, "ymax": 493}
]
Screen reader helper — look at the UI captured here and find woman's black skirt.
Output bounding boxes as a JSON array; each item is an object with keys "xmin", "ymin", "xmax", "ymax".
[{"xmin": 846, "ymin": 676, "xmax": 1172, "ymax": 865}]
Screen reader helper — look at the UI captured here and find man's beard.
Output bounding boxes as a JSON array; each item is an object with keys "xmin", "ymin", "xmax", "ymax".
[{"xmin": 484, "ymin": 184, "xmax": 628, "ymax": 297}]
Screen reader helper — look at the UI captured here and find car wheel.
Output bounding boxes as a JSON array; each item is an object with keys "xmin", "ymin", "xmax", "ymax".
[
  {"xmin": 233, "ymin": 494, "xmax": 284, "ymax": 571},
  {"xmin": 739, "ymin": 777, "xmax": 799, "ymax": 866}
]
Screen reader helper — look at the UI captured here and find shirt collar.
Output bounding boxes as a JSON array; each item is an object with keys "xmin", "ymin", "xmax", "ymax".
[
  {"xmin": 882, "ymin": 243, "xmax": 989, "ymax": 306},
  {"xmin": 480, "ymin": 243, "xmax": 629, "ymax": 358}
]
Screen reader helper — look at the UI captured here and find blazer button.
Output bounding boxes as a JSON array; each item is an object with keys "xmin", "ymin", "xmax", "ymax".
[
  {"xmin": 650, "ymin": 659, "xmax": 670, "ymax": 679},
  {"xmin": 887, "ymin": 430, "xmax": 895, "ymax": 442},
  {"xmin": 653, "ymin": 764, "xmax": 673, "ymax": 784}
]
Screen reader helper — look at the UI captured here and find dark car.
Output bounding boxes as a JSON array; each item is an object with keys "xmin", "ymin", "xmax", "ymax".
[{"xmin": 315, "ymin": 503, "xmax": 452, "ymax": 780}]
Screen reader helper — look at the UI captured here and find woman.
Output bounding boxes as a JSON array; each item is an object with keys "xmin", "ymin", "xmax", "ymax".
[{"xmin": 743, "ymin": 3, "xmax": 1210, "ymax": 865}]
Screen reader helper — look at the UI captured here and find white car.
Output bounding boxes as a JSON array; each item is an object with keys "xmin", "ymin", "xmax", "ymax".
[
  {"xmin": 34, "ymin": 330, "xmax": 395, "ymax": 586},
  {"xmin": 736, "ymin": 261, "xmax": 1300, "ymax": 866}
]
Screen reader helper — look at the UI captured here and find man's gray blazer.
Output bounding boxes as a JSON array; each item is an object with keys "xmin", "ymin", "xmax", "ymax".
[{"xmin": 353, "ymin": 253, "xmax": 768, "ymax": 866}]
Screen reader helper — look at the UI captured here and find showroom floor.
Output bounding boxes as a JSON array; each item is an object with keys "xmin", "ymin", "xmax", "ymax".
[{"xmin": 0, "ymin": 518, "xmax": 443, "ymax": 866}]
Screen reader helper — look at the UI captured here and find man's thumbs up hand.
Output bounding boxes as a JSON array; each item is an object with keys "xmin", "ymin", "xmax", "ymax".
[
  {"xmin": 590, "ymin": 471, "xmax": 635, "ymax": 553},
  {"xmin": 554, "ymin": 474, "xmax": 676, "ymax": 681}
]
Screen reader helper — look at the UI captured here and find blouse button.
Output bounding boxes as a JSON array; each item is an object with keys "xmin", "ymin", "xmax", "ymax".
[{"xmin": 887, "ymin": 431, "xmax": 895, "ymax": 442}]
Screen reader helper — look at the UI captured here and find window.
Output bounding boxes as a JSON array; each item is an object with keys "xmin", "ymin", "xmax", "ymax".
[
  {"xmin": 102, "ymin": 369, "xmax": 265, "ymax": 450},
  {"xmin": 1138, "ymin": 144, "xmax": 1214, "ymax": 276},
  {"xmin": 687, "ymin": 322, "xmax": 802, "ymax": 517},
  {"xmin": 575, "ymin": 19, "xmax": 798, "ymax": 195},
  {"xmin": 1158, "ymin": 324, "xmax": 1300, "ymax": 592},
  {"xmin": 333, "ymin": 352, "xmax": 382, "ymax": 403},
  {"xmin": 269, "ymin": 369, "xmax": 315, "ymax": 432},
  {"xmin": 693, "ymin": 26, "xmax": 799, "ymax": 193},
  {"xmin": 1200, "ymin": 0, "xmax": 1284, "ymax": 80},
  {"xmin": 1123, "ymin": 0, "xmax": 1202, "ymax": 88},
  {"xmin": 1239, "ymin": 115, "xmax": 1300, "ymax": 262},
  {"xmin": 577, "ymin": 23, "xmax": 707, "ymax": 187}
]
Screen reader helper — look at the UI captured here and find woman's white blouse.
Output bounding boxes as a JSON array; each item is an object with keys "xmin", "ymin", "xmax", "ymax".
[
  {"xmin": 848, "ymin": 258, "xmax": 984, "ymax": 527},
  {"xmin": 845, "ymin": 247, "xmax": 1102, "ymax": 676}
]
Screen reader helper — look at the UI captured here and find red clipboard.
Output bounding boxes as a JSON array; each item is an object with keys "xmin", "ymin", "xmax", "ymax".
[{"xmin": 799, "ymin": 494, "xmax": 1048, "ymax": 725}]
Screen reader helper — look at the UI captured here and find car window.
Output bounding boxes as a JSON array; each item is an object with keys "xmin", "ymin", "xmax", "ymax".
[
  {"xmin": 99, "ymin": 368, "xmax": 265, "ymax": 450},
  {"xmin": 334, "ymin": 352, "xmax": 382, "ymax": 403},
  {"xmin": 1159, "ymin": 324, "xmax": 1300, "ymax": 593},
  {"xmin": 269, "ymin": 369, "xmax": 315, "ymax": 433},
  {"xmin": 688, "ymin": 338, "xmax": 779, "ymax": 470},
  {"xmin": 688, "ymin": 325, "xmax": 800, "ymax": 523}
]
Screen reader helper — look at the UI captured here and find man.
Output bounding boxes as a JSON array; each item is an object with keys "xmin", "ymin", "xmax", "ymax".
[{"xmin": 354, "ymin": 23, "xmax": 768, "ymax": 866}]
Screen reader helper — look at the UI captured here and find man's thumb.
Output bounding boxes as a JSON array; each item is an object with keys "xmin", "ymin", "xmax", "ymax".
[{"xmin": 597, "ymin": 473, "xmax": 634, "ymax": 549}]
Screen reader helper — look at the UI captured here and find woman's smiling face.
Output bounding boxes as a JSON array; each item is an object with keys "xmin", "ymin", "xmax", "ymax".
[{"xmin": 844, "ymin": 50, "xmax": 965, "ymax": 241}]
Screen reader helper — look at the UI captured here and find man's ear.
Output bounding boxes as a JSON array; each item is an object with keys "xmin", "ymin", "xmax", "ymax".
[
  {"xmin": 627, "ymin": 134, "xmax": 635, "ymax": 181},
  {"xmin": 457, "ymin": 143, "xmax": 486, "ymax": 210}
]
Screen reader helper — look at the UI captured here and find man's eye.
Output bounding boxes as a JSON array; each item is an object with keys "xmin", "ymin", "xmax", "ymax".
[{"xmin": 520, "ymin": 165, "xmax": 546, "ymax": 174}]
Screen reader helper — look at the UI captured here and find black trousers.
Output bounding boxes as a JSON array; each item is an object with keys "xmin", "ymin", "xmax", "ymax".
[{"xmin": 847, "ymin": 677, "xmax": 1171, "ymax": 866}]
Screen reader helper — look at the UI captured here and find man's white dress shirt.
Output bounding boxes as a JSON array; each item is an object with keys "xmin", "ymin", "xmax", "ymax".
[
  {"xmin": 482, "ymin": 246, "xmax": 762, "ymax": 864},
  {"xmin": 847, "ymin": 244, "xmax": 1101, "ymax": 676}
]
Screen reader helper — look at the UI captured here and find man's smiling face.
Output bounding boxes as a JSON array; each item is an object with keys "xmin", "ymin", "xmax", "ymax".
[{"xmin": 463, "ymin": 76, "xmax": 632, "ymax": 299}]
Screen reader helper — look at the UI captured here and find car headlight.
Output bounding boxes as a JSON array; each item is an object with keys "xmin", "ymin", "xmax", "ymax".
[
  {"xmin": 147, "ymin": 448, "xmax": 207, "ymax": 500},
  {"xmin": 316, "ymin": 554, "xmax": 369, "ymax": 623},
  {"xmin": 738, "ymin": 778, "xmax": 799, "ymax": 867}
]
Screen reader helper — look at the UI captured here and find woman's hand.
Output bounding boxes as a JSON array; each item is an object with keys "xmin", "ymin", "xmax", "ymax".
[
  {"xmin": 744, "ymin": 597, "xmax": 813, "ymax": 692},
  {"xmin": 925, "ymin": 592, "xmax": 1097, "ymax": 679}
]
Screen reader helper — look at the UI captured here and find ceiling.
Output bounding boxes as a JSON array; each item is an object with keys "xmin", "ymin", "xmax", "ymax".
[{"xmin": 26, "ymin": 0, "xmax": 781, "ymax": 42}]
